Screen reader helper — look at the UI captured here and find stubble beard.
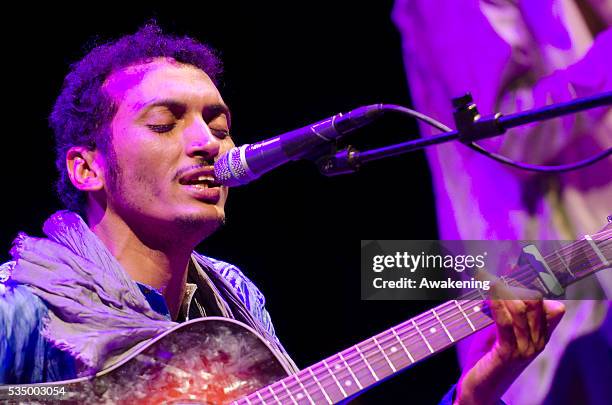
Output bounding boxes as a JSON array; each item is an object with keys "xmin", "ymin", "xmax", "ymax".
[{"xmin": 105, "ymin": 147, "xmax": 227, "ymax": 244}]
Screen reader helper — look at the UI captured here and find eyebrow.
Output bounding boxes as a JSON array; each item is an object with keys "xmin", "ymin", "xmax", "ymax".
[{"xmin": 136, "ymin": 98, "xmax": 232, "ymax": 128}]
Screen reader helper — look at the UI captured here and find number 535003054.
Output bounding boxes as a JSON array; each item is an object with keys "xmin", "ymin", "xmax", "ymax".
[{"xmin": 6, "ymin": 385, "xmax": 66, "ymax": 397}]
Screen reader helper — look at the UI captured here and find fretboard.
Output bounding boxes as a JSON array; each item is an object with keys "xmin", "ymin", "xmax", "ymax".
[{"xmin": 236, "ymin": 228, "xmax": 611, "ymax": 404}]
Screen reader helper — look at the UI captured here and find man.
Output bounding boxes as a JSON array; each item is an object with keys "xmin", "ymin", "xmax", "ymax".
[
  {"xmin": 392, "ymin": 0, "xmax": 611, "ymax": 403},
  {"xmin": 0, "ymin": 24, "xmax": 564, "ymax": 403}
]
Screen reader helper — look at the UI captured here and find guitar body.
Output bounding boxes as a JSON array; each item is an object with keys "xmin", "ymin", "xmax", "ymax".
[{"xmin": 36, "ymin": 318, "xmax": 290, "ymax": 404}]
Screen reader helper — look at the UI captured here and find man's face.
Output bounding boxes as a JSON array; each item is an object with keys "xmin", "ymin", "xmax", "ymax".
[{"xmin": 99, "ymin": 58, "xmax": 234, "ymax": 242}]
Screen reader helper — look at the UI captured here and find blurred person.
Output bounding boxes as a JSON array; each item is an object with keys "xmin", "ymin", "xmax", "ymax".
[{"xmin": 393, "ymin": 0, "xmax": 612, "ymax": 403}]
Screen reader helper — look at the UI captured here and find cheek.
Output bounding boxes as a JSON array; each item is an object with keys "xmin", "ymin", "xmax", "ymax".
[
  {"xmin": 220, "ymin": 138, "xmax": 236, "ymax": 155},
  {"xmin": 114, "ymin": 137, "xmax": 179, "ymax": 199}
]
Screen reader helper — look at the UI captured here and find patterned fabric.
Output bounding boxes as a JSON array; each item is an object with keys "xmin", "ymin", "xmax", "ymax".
[
  {"xmin": 0, "ymin": 211, "xmax": 296, "ymax": 383},
  {"xmin": 9, "ymin": 214, "xmax": 177, "ymax": 374},
  {"xmin": 200, "ymin": 255, "xmax": 278, "ymax": 341}
]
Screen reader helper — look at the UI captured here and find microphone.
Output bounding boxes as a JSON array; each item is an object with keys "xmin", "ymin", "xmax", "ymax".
[{"xmin": 214, "ymin": 104, "xmax": 383, "ymax": 186}]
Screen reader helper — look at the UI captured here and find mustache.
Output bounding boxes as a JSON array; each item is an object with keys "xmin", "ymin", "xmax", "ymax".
[{"xmin": 173, "ymin": 160, "xmax": 214, "ymax": 182}]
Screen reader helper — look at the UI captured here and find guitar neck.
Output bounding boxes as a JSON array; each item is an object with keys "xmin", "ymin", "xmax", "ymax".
[{"xmin": 237, "ymin": 229, "xmax": 611, "ymax": 404}]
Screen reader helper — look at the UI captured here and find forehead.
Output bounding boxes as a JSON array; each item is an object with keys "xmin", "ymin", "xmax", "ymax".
[{"xmin": 103, "ymin": 58, "xmax": 224, "ymax": 112}]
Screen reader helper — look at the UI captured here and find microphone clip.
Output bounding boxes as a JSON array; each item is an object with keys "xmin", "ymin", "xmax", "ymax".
[
  {"xmin": 452, "ymin": 93, "xmax": 505, "ymax": 143},
  {"xmin": 315, "ymin": 145, "xmax": 361, "ymax": 177}
]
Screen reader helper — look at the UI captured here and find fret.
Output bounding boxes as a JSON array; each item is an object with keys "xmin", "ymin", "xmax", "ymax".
[
  {"xmin": 343, "ymin": 347, "xmax": 377, "ymax": 388},
  {"xmin": 322, "ymin": 359, "xmax": 348, "ymax": 398},
  {"xmin": 398, "ymin": 326, "xmax": 431, "ymax": 361},
  {"xmin": 432, "ymin": 308, "xmax": 455, "ymax": 342},
  {"xmin": 373, "ymin": 335, "xmax": 397, "ymax": 372},
  {"xmin": 300, "ymin": 369, "xmax": 331, "ymax": 405},
  {"xmin": 411, "ymin": 319, "xmax": 434, "ymax": 353},
  {"xmin": 256, "ymin": 390, "xmax": 267, "ymax": 404},
  {"xmin": 267, "ymin": 385, "xmax": 282, "ymax": 404},
  {"xmin": 500, "ymin": 275, "xmax": 514, "ymax": 287},
  {"xmin": 327, "ymin": 358, "xmax": 360, "ymax": 397},
  {"xmin": 362, "ymin": 345, "xmax": 395, "ymax": 380},
  {"xmin": 585, "ymin": 234, "xmax": 610, "ymax": 267},
  {"xmin": 306, "ymin": 368, "xmax": 333, "ymax": 404},
  {"xmin": 243, "ymin": 396, "xmax": 252, "ymax": 405},
  {"xmin": 554, "ymin": 249, "xmax": 574, "ymax": 278},
  {"xmin": 436, "ymin": 301, "xmax": 477, "ymax": 342},
  {"xmin": 565, "ymin": 247, "xmax": 597, "ymax": 279},
  {"xmin": 412, "ymin": 312, "xmax": 452, "ymax": 352},
  {"xmin": 531, "ymin": 276, "xmax": 551, "ymax": 296},
  {"xmin": 338, "ymin": 352, "xmax": 363, "ymax": 390},
  {"xmin": 454, "ymin": 300, "xmax": 475, "ymax": 332},
  {"xmin": 280, "ymin": 380, "xmax": 298, "ymax": 405},
  {"xmin": 309, "ymin": 364, "xmax": 344, "ymax": 402},
  {"xmin": 475, "ymin": 288, "xmax": 487, "ymax": 302},
  {"xmin": 355, "ymin": 344, "xmax": 380, "ymax": 381},
  {"xmin": 291, "ymin": 374, "xmax": 316, "ymax": 405},
  {"xmin": 378, "ymin": 330, "xmax": 412, "ymax": 370},
  {"xmin": 465, "ymin": 301, "xmax": 494, "ymax": 330},
  {"xmin": 391, "ymin": 327, "xmax": 415, "ymax": 363}
]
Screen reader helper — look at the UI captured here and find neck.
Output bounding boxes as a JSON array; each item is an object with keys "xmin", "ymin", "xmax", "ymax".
[{"xmin": 87, "ymin": 206, "xmax": 196, "ymax": 321}]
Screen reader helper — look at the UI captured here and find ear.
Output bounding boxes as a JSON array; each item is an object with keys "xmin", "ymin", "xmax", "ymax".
[{"xmin": 66, "ymin": 146, "xmax": 105, "ymax": 192}]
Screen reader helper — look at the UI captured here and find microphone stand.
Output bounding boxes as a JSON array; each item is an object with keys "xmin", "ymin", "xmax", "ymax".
[{"xmin": 316, "ymin": 92, "xmax": 612, "ymax": 176}]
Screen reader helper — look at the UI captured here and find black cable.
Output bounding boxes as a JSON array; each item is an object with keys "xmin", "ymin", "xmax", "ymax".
[{"xmin": 380, "ymin": 104, "xmax": 612, "ymax": 173}]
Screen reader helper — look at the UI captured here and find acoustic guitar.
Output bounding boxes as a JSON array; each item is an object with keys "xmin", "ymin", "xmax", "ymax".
[{"xmin": 2, "ymin": 220, "xmax": 610, "ymax": 404}]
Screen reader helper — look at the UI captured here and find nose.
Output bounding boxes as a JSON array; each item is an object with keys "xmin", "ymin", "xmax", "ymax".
[{"xmin": 184, "ymin": 118, "xmax": 221, "ymax": 161}]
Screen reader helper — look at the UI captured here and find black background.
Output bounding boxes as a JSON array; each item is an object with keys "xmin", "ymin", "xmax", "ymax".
[{"xmin": 0, "ymin": 2, "xmax": 459, "ymax": 403}]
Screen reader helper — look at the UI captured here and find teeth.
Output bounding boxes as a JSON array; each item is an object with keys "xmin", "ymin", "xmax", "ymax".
[{"xmin": 181, "ymin": 173, "xmax": 217, "ymax": 187}]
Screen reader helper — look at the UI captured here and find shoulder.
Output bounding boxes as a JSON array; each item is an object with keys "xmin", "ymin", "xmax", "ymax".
[
  {"xmin": 194, "ymin": 254, "xmax": 267, "ymax": 309},
  {"xmin": 0, "ymin": 262, "xmax": 50, "ymax": 383},
  {"xmin": 0, "ymin": 262, "xmax": 47, "ymax": 319},
  {"xmin": 0, "ymin": 261, "xmax": 48, "ymax": 340},
  {"xmin": 193, "ymin": 253, "xmax": 280, "ymax": 337}
]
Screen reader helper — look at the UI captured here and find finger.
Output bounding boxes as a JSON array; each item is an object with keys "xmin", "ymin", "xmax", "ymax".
[
  {"xmin": 517, "ymin": 289, "xmax": 545, "ymax": 349},
  {"xmin": 543, "ymin": 300, "xmax": 566, "ymax": 340},
  {"xmin": 504, "ymin": 299, "xmax": 532, "ymax": 354},
  {"xmin": 488, "ymin": 298, "xmax": 516, "ymax": 353},
  {"xmin": 524, "ymin": 298, "xmax": 545, "ymax": 351}
]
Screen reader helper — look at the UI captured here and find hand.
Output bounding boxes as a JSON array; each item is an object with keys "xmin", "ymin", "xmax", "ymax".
[{"xmin": 454, "ymin": 283, "xmax": 565, "ymax": 405}]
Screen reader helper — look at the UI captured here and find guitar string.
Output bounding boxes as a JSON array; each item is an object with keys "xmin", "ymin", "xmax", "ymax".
[
  {"xmin": 534, "ymin": 234, "xmax": 611, "ymax": 275},
  {"xmin": 248, "ymin": 242, "xmax": 611, "ymax": 404},
  {"xmin": 304, "ymin": 238, "xmax": 612, "ymax": 384},
  {"xmin": 246, "ymin": 298, "xmax": 491, "ymax": 404},
  {"xmin": 482, "ymin": 235, "xmax": 611, "ymax": 288},
  {"xmin": 251, "ymin": 290, "xmax": 529, "ymax": 404},
  {"xmin": 485, "ymin": 238, "xmax": 611, "ymax": 293},
  {"xmin": 251, "ymin": 276, "xmax": 588, "ymax": 405},
  {"xmin": 250, "ymin": 246, "xmax": 610, "ymax": 404},
  {"xmin": 252, "ymin": 256, "xmax": 610, "ymax": 404},
  {"xmin": 245, "ymin": 238, "xmax": 610, "ymax": 404},
  {"xmin": 295, "ymin": 240, "xmax": 612, "ymax": 401},
  {"xmin": 293, "ymin": 240, "xmax": 612, "ymax": 398}
]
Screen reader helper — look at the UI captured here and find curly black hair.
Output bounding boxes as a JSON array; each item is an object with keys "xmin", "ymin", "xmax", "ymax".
[{"xmin": 49, "ymin": 22, "xmax": 223, "ymax": 214}]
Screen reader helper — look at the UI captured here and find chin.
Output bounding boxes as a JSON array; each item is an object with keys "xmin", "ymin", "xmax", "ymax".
[{"xmin": 174, "ymin": 206, "xmax": 225, "ymax": 237}]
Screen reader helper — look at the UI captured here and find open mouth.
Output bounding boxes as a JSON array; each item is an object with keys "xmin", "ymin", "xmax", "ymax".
[
  {"xmin": 177, "ymin": 167, "xmax": 223, "ymax": 203},
  {"xmin": 179, "ymin": 175, "xmax": 219, "ymax": 188}
]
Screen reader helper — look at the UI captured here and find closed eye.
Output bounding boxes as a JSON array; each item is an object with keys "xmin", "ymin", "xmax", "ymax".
[
  {"xmin": 211, "ymin": 128, "xmax": 231, "ymax": 139},
  {"xmin": 147, "ymin": 124, "xmax": 176, "ymax": 133}
]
